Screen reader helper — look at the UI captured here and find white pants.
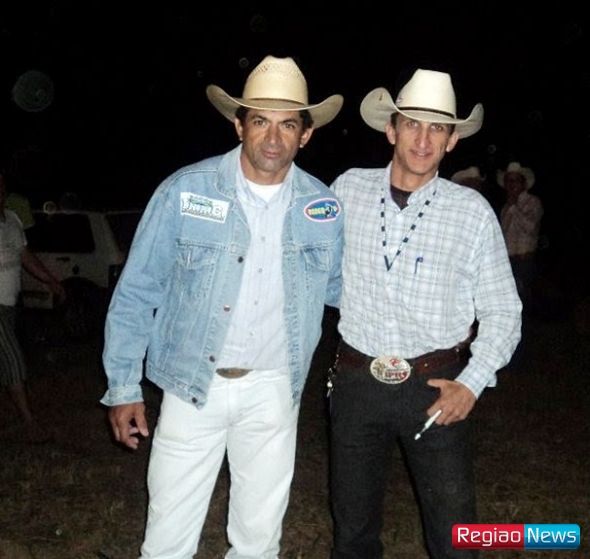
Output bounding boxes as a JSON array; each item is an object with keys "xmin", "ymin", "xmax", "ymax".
[{"xmin": 139, "ymin": 366, "xmax": 299, "ymax": 559}]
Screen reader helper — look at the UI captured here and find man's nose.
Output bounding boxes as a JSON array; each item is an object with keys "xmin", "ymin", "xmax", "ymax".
[
  {"xmin": 265, "ymin": 124, "xmax": 281, "ymax": 143},
  {"xmin": 416, "ymin": 126, "xmax": 431, "ymax": 146}
]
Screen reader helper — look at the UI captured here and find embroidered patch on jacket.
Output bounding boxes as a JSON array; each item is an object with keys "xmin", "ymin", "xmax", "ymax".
[
  {"xmin": 303, "ymin": 198, "xmax": 341, "ymax": 222},
  {"xmin": 180, "ymin": 192, "xmax": 229, "ymax": 223}
]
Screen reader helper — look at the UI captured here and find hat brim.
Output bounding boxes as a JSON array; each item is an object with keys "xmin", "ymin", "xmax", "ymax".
[
  {"xmin": 496, "ymin": 169, "xmax": 535, "ymax": 190},
  {"xmin": 206, "ymin": 85, "xmax": 343, "ymax": 129},
  {"xmin": 452, "ymin": 167, "xmax": 484, "ymax": 183},
  {"xmin": 360, "ymin": 87, "xmax": 484, "ymax": 139}
]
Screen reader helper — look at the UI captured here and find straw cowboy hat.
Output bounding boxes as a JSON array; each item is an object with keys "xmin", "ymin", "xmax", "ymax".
[
  {"xmin": 206, "ymin": 55, "xmax": 344, "ymax": 128},
  {"xmin": 360, "ymin": 69, "xmax": 484, "ymax": 139},
  {"xmin": 497, "ymin": 161, "xmax": 535, "ymax": 190},
  {"xmin": 451, "ymin": 166, "xmax": 484, "ymax": 184}
]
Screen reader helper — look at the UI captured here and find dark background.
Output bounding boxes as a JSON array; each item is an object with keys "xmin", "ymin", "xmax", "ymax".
[{"xmin": 1, "ymin": 3, "xmax": 587, "ymax": 266}]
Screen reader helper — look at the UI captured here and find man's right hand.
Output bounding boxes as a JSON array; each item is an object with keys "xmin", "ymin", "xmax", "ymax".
[{"xmin": 108, "ymin": 402, "xmax": 149, "ymax": 450}]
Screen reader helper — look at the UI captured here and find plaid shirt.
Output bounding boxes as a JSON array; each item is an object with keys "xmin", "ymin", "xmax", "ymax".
[
  {"xmin": 331, "ymin": 165, "xmax": 522, "ymax": 398},
  {"xmin": 500, "ymin": 191, "xmax": 544, "ymax": 256}
]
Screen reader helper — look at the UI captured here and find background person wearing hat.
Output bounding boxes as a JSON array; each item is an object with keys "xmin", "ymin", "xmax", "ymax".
[
  {"xmin": 451, "ymin": 165, "xmax": 486, "ymax": 192},
  {"xmin": 327, "ymin": 69, "xmax": 522, "ymax": 558},
  {"xmin": 100, "ymin": 55, "xmax": 344, "ymax": 558},
  {"xmin": 451, "ymin": 165, "xmax": 501, "ymax": 214},
  {"xmin": 497, "ymin": 161, "xmax": 544, "ymax": 313}
]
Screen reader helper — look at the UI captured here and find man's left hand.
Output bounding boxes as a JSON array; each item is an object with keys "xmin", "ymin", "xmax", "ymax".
[{"xmin": 426, "ymin": 379, "xmax": 477, "ymax": 424}]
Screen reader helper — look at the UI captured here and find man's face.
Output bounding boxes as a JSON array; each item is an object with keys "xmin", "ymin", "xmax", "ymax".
[
  {"xmin": 504, "ymin": 172, "xmax": 527, "ymax": 199},
  {"xmin": 387, "ymin": 115, "xmax": 459, "ymax": 186},
  {"xmin": 235, "ymin": 109, "xmax": 313, "ymax": 185}
]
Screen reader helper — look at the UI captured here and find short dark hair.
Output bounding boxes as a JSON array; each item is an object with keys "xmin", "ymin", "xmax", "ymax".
[{"xmin": 235, "ymin": 106, "xmax": 313, "ymax": 130}]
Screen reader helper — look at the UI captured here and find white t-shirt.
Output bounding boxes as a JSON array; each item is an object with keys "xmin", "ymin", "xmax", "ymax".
[{"xmin": 0, "ymin": 209, "xmax": 26, "ymax": 306}]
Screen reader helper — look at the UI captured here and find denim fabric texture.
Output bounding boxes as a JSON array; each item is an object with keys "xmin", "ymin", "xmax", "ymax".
[
  {"xmin": 101, "ymin": 145, "xmax": 343, "ymax": 409},
  {"xmin": 329, "ymin": 349, "xmax": 478, "ymax": 559}
]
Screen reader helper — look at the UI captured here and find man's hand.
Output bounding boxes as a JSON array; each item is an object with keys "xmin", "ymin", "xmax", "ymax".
[
  {"xmin": 426, "ymin": 379, "xmax": 477, "ymax": 425},
  {"xmin": 108, "ymin": 402, "xmax": 149, "ymax": 450}
]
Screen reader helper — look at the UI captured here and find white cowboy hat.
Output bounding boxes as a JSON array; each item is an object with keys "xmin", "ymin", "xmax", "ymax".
[
  {"xmin": 360, "ymin": 69, "xmax": 484, "ymax": 139},
  {"xmin": 451, "ymin": 166, "xmax": 484, "ymax": 184},
  {"xmin": 497, "ymin": 161, "xmax": 535, "ymax": 190},
  {"xmin": 206, "ymin": 55, "xmax": 343, "ymax": 129}
]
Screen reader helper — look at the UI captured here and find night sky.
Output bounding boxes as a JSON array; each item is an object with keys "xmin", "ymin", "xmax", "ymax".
[{"xmin": 1, "ymin": 3, "xmax": 587, "ymax": 254}]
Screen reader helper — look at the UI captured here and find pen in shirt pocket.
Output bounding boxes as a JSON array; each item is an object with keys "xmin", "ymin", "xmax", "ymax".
[{"xmin": 414, "ymin": 256, "xmax": 424, "ymax": 275}]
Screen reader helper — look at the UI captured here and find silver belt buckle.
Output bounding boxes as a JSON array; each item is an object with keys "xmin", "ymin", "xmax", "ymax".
[{"xmin": 370, "ymin": 355, "xmax": 411, "ymax": 384}]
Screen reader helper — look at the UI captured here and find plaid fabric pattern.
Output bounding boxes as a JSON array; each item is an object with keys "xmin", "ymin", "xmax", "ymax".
[
  {"xmin": 500, "ymin": 191, "xmax": 544, "ymax": 256},
  {"xmin": 331, "ymin": 166, "xmax": 522, "ymax": 397}
]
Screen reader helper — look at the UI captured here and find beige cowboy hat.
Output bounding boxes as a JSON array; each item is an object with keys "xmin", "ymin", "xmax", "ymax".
[
  {"xmin": 360, "ymin": 69, "xmax": 484, "ymax": 139},
  {"xmin": 206, "ymin": 55, "xmax": 343, "ymax": 129},
  {"xmin": 497, "ymin": 161, "xmax": 535, "ymax": 190},
  {"xmin": 451, "ymin": 166, "xmax": 484, "ymax": 184}
]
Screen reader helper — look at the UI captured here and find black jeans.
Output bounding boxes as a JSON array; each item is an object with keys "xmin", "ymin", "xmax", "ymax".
[{"xmin": 329, "ymin": 346, "xmax": 478, "ymax": 559}]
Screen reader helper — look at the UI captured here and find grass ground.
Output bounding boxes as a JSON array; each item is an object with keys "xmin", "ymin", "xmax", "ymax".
[{"xmin": 0, "ymin": 298, "xmax": 588, "ymax": 559}]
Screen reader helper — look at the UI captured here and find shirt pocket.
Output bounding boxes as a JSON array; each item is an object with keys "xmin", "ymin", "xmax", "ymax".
[
  {"xmin": 397, "ymin": 249, "xmax": 445, "ymax": 319},
  {"xmin": 174, "ymin": 240, "xmax": 221, "ymax": 302},
  {"xmin": 301, "ymin": 246, "xmax": 333, "ymax": 304}
]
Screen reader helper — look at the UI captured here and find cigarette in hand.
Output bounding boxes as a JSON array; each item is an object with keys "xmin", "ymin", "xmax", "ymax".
[{"xmin": 414, "ymin": 409, "xmax": 443, "ymax": 440}]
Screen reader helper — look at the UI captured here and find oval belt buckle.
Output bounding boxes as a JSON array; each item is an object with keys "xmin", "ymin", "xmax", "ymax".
[{"xmin": 369, "ymin": 355, "xmax": 411, "ymax": 384}]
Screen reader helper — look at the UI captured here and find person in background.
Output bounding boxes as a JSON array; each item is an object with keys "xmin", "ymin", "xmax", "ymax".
[
  {"xmin": 0, "ymin": 169, "xmax": 65, "ymax": 443},
  {"xmin": 328, "ymin": 69, "xmax": 522, "ymax": 558},
  {"xmin": 6, "ymin": 190, "xmax": 35, "ymax": 230},
  {"xmin": 497, "ymin": 161, "xmax": 544, "ymax": 313},
  {"xmin": 451, "ymin": 165, "xmax": 486, "ymax": 193},
  {"xmin": 100, "ymin": 55, "xmax": 344, "ymax": 558},
  {"xmin": 451, "ymin": 165, "xmax": 501, "ymax": 216}
]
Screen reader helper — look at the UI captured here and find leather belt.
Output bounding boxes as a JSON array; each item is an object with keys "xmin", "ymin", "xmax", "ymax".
[
  {"xmin": 337, "ymin": 339, "xmax": 471, "ymax": 375},
  {"xmin": 216, "ymin": 367, "xmax": 253, "ymax": 379}
]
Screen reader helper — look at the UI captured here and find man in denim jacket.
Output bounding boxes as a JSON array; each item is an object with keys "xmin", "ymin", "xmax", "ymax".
[{"xmin": 101, "ymin": 55, "xmax": 344, "ymax": 559}]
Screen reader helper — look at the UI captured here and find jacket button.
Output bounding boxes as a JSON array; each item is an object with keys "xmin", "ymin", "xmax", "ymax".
[
  {"xmin": 209, "ymin": 355, "xmax": 216, "ymax": 362},
  {"xmin": 237, "ymin": 256, "xmax": 244, "ymax": 263},
  {"xmin": 191, "ymin": 397, "xmax": 198, "ymax": 404},
  {"xmin": 223, "ymin": 305, "xmax": 231, "ymax": 312}
]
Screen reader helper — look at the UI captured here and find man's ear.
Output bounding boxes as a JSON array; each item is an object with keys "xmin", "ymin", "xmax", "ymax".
[
  {"xmin": 385, "ymin": 121, "xmax": 396, "ymax": 145},
  {"xmin": 445, "ymin": 131, "xmax": 460, "ymax": 153},
  {"xmin": 299, "ymin": 126, "xmax": 314, "ymax": 149},
  {"xmin": 234, "ymin": 118, "xmax": 243, "ymax": 141}
]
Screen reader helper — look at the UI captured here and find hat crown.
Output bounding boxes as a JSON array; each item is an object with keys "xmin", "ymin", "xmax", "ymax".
[
  {"xmin": 242, "ymin": 56, "xmax": 308, "ymax": 106},
  {"xmin": 396, "ymin": 69, "xmax": 457, "ymax": 118},
  {"xmin": 506, "ymin": 162, "xmax": 526, "ymax": 174},
  {"xmin": 452, "ymin": 166, "xmax": 482, "ymax": 182},
  {"xmin": 497, "ymin": 161, "xmax": 535, "ymax": 190},
  {"xmin": 206, "ymin": 54, "xmax": 343, "ymax": 128}
]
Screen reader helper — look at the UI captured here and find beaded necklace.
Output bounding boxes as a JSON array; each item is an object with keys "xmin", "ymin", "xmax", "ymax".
[{"xmin": 380, "ymin": 186, "xmax": 436, "ymax": 271}]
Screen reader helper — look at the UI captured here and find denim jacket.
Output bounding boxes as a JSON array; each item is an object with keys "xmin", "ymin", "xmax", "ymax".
[{"xmin": 100, "ymin": 146, "xmax": 343, "ymax": 409}]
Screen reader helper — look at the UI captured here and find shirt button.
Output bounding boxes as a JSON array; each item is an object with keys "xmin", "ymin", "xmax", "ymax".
[
  {"xmin": 223, "ymin": 305, "xmax": 231, "ymax": 311},
  {"xmin": 237, "ymin": 256, "xmax": 244, "ymax": 263},
  {"xmin": 209, "ymin": 356, "xmax": 216, "ymax": 363}
]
